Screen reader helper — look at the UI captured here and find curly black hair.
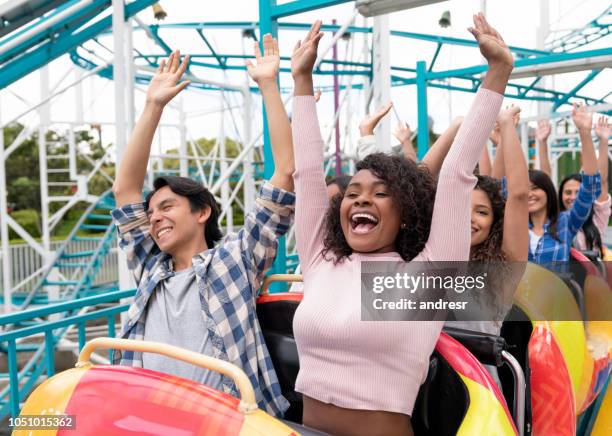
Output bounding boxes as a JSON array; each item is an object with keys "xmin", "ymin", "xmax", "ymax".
[
  {"xmin": 321, "ymin": 153, "xmax": 437, "ymax": 263},
  {"xmin": 470, "ymin": 175, "xmax": 507, "ymax": 262}
]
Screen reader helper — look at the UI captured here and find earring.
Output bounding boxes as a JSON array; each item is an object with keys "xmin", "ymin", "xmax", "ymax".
[{"xmin": 401, "ymin": 223, "xmax": 406, "ymax": 229}]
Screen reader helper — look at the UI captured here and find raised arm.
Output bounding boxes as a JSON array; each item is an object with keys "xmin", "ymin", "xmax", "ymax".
[
  {"xmin": 420, "ymin": 13, "xmax": 511, "ymax": 261},
  {"xmin": 478, "ymin": 146, "xmax": 492, "ymax": 176},
  {"xmin": 536, "ymin": 119, "xmax": 552, "ymax": 177},
  {"xmin": 356, "ymin": 103, "xmax": 392, "ymax": 160},
  {"xmin": 246, "ymin": 34, "xmax": 294, "ymax": 192},
  {"xmin": 491, "ymin": 106, "xmax": 520, "ymax": 179},
  {"xmin": 594, "ymin": 116, "xmax": 610, "ymax": 201},
  {"xmin": 566, "ymin": 104, "xmax": 601, "ymax": 236},
  {"xmin": 420, "ymin": 116, "xmax": 463, "ymax": 177},
  {"xmin": 113, "ymin": 51, "xmax": 190, "ymax": 207},
  {"xmin": 290, "ymin": 21, "xmax": 329, "ymax": 272},
  {"xmin": 490, "ymin": 122, "xmax": 505, "ymax": 179},
  {"xmin": 573, "ymin": 103, "xmax": 598, "ymax": 175},
  {"xmin": 498, "ymin": 106, "xmax": 529, "ymax": 262},
  {"xmin": 393, "ymin": 121, "xmax": 418, "ymax": 162}
]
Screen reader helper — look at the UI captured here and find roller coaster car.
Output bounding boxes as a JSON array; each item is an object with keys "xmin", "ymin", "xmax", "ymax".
[
  {"xmin": 256, "ymin": 287, "xmax": 519, "ymax": 436},
  {"xmin": 16, "ymin": 337, "xmax": 325, "ymax": 436},
  {"xmin": 499, "ymin": 260, "xmax": 612, "ymax": 436}
]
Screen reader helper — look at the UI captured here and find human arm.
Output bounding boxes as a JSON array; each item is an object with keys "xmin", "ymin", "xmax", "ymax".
[
  {"xmin": 420, "ymin": 116, "xmax": 463, "ymax": 177},
  {"xmin": 356, "ymin": 103, "xmax": 392, "ymax": 160},
  {"xmin": 420, "ymin": 13, "xmax": 510, "ymax": 261},
  {"xmin": 112, "ymin": 51, "xmax": 190, "ymax": 207},
  {"xmin": 491, "ymin": 106, "xmax": 520, "ymax": 179},
  {"xmin": 478, "ymin": 146, "xmax": 492, "ymax": 176},
  {"xmin": 594, "ymin": 115, "xmax": 610, "ymax": 202},
  {"xmin": 536, "ymin": 119, "xmax": 552, "ymax": 177},
  {"xmin": 393, "ymin": 121, "xmax": 417, "ymax": 162},
  {"xmin": 291, "ymin": 21, "xmax": 329, "ymax": 273},
  {"xmin": 498, "ymin": 107, "xmax": 529, "ymax": 262},
  {"xmin": 246, "ymin": 34, "xmax": 294, "ymax": 192}
]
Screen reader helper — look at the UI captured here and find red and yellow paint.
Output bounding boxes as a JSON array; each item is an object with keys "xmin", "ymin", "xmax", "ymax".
[{"xmin": 15, "ymin": 365, "xmax": 295, "ymax": 436}]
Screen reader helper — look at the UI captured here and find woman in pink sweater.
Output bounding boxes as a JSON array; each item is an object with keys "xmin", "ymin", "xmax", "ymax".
[{"xmin": 290, "ymin": 16, "xmax": 513, "ymax": 436}]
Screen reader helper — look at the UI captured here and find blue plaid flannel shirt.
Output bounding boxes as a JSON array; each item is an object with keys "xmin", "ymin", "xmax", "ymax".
[
  {"xmin": 502, "ymin": 173, "xmax": 601, "ymax": 263},
  {"xmin": 110, "ymin": 181, "xmax": 294, "ymax": 418}
]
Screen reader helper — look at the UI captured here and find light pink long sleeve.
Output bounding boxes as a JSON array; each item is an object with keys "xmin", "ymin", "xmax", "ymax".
[{"xmin": 291, "ymin": 89, "xmax": 503, "ymax": 415}]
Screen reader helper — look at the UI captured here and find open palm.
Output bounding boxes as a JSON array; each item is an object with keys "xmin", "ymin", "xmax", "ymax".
[
  {"xmin": 291, "ymin": 20, "xmax": 323, "ymax": 77},
  {"xmin": 147, "ymin": 50, "xmax": 190, "ymax": 106},
  {"xmin": 572, "ymin": 103, "xmax": 592, "ymax": 132},
  {"xmin": 246, "ymin": 33, "xmax": 279, "ymax": 83},
  {"xmin": 595, "ymin": 116, "xmax": 610, "ymax": 139},
  {"xmin": 536, "ymin": 119, "xmax": 551, "ymax": 142},
  {"xmin": 468, "ymin": 13, "xmax": 513, "ymax": 68}
]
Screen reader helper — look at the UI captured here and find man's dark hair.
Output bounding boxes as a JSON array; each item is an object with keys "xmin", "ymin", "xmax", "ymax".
[{"xmin": 144, "ymin": 176, "xmax": 223, "ymax": 248}]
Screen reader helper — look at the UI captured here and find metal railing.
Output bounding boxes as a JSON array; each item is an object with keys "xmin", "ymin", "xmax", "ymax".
[{"xmin": 0, "ymin": 288, "xmax": 136, "ymax": 419}]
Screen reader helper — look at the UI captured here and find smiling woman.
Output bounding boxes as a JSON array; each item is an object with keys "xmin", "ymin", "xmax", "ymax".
[
  {"xmin": 322, "ymin": 153, "xmax": 435, "ymax": 262},
  {"xmin": 289, "ymin": 15, "xmax": 512, "ymax": 436}
]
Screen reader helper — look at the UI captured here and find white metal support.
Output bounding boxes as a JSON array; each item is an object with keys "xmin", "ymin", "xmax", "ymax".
[
  {"xmin": 0, "ymin": 95, "xmax": 12, "ymax": 314},
  {"xmin": 179, "ymin": 99, "xmax": 188, "ymax": 177},
  {"xmin": 242, "ymin": 90, "xmax": 254, "ymax": 214},
  {"xmin": 372, "ymin": 14, "xmax": 391, "ymax": 152},
  {"xmin": 113, "ymin": 0, "xmax": 134, "ymax": 301}
]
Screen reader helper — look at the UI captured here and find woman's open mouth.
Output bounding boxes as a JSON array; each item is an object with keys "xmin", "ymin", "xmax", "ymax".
[{"xmin": 350, "ymin": 212, "xmax": 379, "ymax": 235}]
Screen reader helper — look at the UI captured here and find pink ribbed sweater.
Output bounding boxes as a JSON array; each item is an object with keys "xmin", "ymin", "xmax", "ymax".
[{"xmin": 291, "ymin": 88, "xmax": 503, "ymax": 415}]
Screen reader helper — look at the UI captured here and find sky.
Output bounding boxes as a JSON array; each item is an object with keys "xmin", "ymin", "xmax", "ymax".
[{"xmin": 0, "ymin": 0, "xmax": 609, "ymax": 154}]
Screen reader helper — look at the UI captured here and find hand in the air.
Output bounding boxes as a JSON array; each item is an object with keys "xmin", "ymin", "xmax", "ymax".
[
  {"xmin": 359, "ymin": 102, "xmax": 393, "ymax": 136},
  {"xmin": 246, "ymin": 33, "xmax": 280, "ymax": 84},
  {"xmin": 291, "ymin": 20, "xmax": 324, "ymax": 78},
  {"xmin": 468, "ymin": 13, "xmax": 513, "ymax": 69},
  {"xmin": 147, "ymin": 50, "xmax": 190, "ymax": 106}
]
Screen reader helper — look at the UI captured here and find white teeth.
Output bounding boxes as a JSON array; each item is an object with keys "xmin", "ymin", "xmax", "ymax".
[
  {"xmin": 157, "ymin": 228, "xmax": 172, "ymax": 238},
  {"xmin": 350, "ymin": 213, "xmax": 378, "ymax": 223}
]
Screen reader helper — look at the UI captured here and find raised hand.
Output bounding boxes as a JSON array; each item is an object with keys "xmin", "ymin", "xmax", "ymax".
[
  {"xmin": 291, "ymin": 20, "xmax": 323, "ymax": 78},
  {"xmin": 246, "ymin": 33, "xmax": 279, "ymax": 84},
  {"xmin": 498, "ymin": 105, "xmax": 521, "ymax": 126},
  {"xmin": 595, "ymin": 116, "xmax": 610, "ymax": 140},
  {"xmin": 468, "ymin": 13, "xmax": 513, "ymax": 69},
  {"xmin": 536, "ymin": 119, "xmax": 551, "ymax": 142},
  {"xmin": 490, "ymin": 122, "xmax": 501, "ymax": 145},
  {"xmin": 359, "ymin": 102, "xmax": 393, "ymax": 136},
  {"xmin": 147, "ymin": 50, "xmax": 190, "ymax": 107},
  {"xmin": 393, "ymin": 121, "xmax": 412, "ymax": 144},
  {"xmin": 572, "ymin": 103, "xmax": 593, "ymax": 133}
]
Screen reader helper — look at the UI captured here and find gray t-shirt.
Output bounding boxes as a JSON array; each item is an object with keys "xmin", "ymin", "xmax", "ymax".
[{"xmin": 142, "ymin": 267, "xmax": 223, "ymax": 389}]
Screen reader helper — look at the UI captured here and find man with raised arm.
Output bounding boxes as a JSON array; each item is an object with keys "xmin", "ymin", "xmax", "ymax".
[{"xmin": 111, "ymin": 49, "xmax": 293, "ymax": 417}]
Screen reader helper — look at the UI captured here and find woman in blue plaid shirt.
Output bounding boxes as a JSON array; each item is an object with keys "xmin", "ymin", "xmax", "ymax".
[{"xmin": 527, "ymin": 103, "xmax": 601, "ymax": 264}]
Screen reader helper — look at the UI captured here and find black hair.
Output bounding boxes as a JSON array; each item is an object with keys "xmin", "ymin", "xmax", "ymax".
[
  {"xmin": 321, "ymin": 153, "xmax": 436, "ymax": 263},
  {"xmin": 144, "ymin": 176, "xmax": 223, "ymax": 248},
  {"xmin": 528, "ymin": 170, "xmax": 559, "ymax": 240},
  {"xmin": 326, "ymin": 175, "xmax": 352, "ymax": 194},
  {"xmin": 558, "ymin": 173, "xmax": 603, "ymax": 256}
]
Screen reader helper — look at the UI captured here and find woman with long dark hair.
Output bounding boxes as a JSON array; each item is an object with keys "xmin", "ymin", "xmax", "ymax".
[
  {"xmin": 289, "ymin": 15, "xmax": 512, "ymax": 436},
  {"xmin": 537, "ymin": 116, "xmax": 610, "ymax": 259},
  {"xmin": 528, "ymin": 105, "xmax": 602, "ymax": 264}
]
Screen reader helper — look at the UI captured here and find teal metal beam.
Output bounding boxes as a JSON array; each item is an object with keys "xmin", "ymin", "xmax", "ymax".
[
  {"xmin": 553, "ymin": 69, "xmax": 602, "ymax": 110},
  {"xmin": 269, "ymin": 0, "xmax": 354, "ymax": 19},
  {"xmin": 416, "ymin": 61, "xmax": 429, "ymax": 159},
  {"xmin": 0, "ymin": 0, "xmax": 158, "ymax": 89},
  {"xmin": 259, "ymin": 0, "xmax": 286, "ymax": 285},
  {"xmin": 196, "ymin": 29, "xmax": 226, "ymax": 68}
]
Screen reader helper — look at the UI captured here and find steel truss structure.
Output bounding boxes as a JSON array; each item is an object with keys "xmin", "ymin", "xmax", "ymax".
[{"xmin": 0, "ymin": 0, "xmax": 609, "ymax": 309}]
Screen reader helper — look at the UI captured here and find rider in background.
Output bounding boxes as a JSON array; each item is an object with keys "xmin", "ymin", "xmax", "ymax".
[
  {"xmin": 538, "ymin": 116, "xmax": 610, "ymax": 258},
  {"xmin": 527, "ymin": 103, "xmax": 601, "ymax": 264}
]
